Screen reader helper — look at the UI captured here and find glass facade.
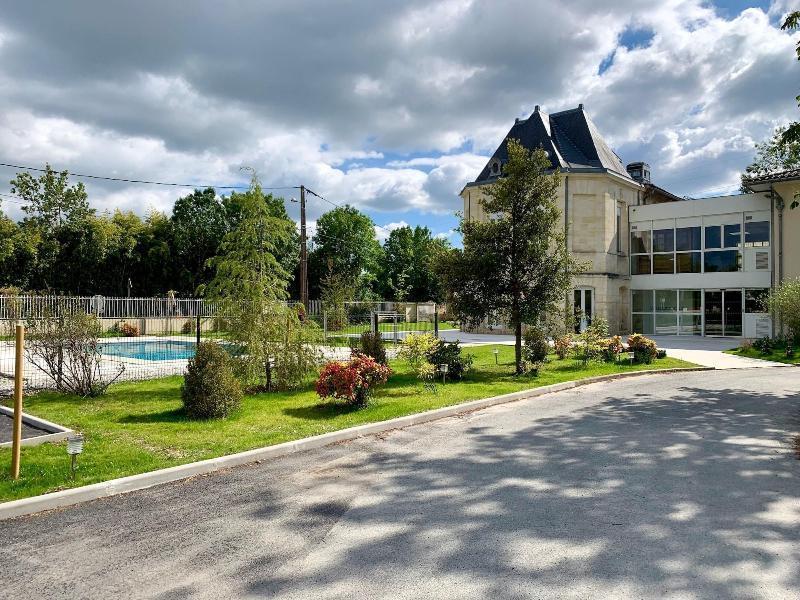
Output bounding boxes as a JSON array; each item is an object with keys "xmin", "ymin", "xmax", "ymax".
[{"xmin": 631, "ymin": 288, "xmax": 769, "ymax": 336}]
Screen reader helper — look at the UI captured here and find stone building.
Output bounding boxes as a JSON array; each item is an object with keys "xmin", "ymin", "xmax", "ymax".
[
  {"xmin": 460, "ymin": 106, "xmax": 800, "ymax": 337},
  {"xmin": 460, "ymin": 104, "xmax": 645, "ymax": 334}
]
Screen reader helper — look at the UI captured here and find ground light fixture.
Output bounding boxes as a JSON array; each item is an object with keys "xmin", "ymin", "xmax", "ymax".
[
  {"xmin": 439, "ymin": 363, "xmax": 449, "ymax": 384},
  {"xmin": 493, "ymin": 348, "xmax": 499, "ymax": 364},
  {"xmin": 67, "ymin": 433, "xmax": 84, "ymax": 479},
  {"xmin": 626, "ymin": 351, "xmax": 635, "ymax": 366}
]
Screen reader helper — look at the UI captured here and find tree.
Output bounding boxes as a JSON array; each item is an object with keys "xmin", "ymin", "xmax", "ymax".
[
  {"xmin": 741, "ymin": 126, "xmax": 800, "ymax": 190},
  {"xmin": 780, "ymin": 11, "xmax": 800, "ymax": 149},
  {"xmin": 223, "ymin": 189, "xmax": 299, "ymax": 298},
  {"xmin": 204, "ymin": 172, "xmax": 317, "ymax": 391},
  {"xmin": 10, "ymin": 165, "xmax": 94, "ymax": 291},
  {"xmin": 380, "ymin": 226, "xmax": 449, "ymax": 301},
  {"xmin": 171, "ymin": 188, "xmax": 228, "ymax": 295},
  {"xmin": 309, "ymin": 205, "xmax": 382, "ymax": 299},
  {"xmin": 437, "ymin": 139, "xmax": 581, "ymax": 374}
]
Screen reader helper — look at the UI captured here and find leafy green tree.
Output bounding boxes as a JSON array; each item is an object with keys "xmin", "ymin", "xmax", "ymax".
[
  {"xmin": 780, "ymin": 11, "xmax": 800, "ymax": 149},
  {"xmin": 741, "ymin": 126, "xmax": 800, "ymax": 191},
  {"xmin": 380, "ymin": 225, "xmax": 449, "ymax": 301},
  {"xmin": 134, "ymin": 210, "xmax": 174, "ymax": 296},
  {"xmin": 171, "ymin": 188, "xmax": 228, "ymax": 295},
  {"xmin": 309, "ymin": 205, "xmax": 382, "ymax": 299},
  {"xmin": 9, "ymin": 165, "xmax": 95, "ymax": 291},
  {"xmin": 437, "ymin": 139, "xmax": 581, "ymax": 374}
]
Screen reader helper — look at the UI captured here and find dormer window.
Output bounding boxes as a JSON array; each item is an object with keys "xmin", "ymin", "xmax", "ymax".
[{"xmin": 491, "ymin": 161, "xmax": 500, "ymax": 175}]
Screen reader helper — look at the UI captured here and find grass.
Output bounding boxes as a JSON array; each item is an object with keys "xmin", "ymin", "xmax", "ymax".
[
  {"xmin": 724, "ymin": 345, "xmax": 800, "ymax": 365},
  {"xmin": 0, "ymin": 345, "xmax": 695, "ymax": 502}
]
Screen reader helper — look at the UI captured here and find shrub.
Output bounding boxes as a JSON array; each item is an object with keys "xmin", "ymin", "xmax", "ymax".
[
  {"xmin": 316, "ymin": 354, "xmax": 391, "ymax": 408},
  {"xmin": 656, "ymin": 349, "xmax": 667, "ymax": 359},
  {"xmin": 768, "ymin": 278, "xmax": 800, "ymax": 343},
  {"xmin": 553, "ymin": 334, "xmax": 572, "ymax": 360},
  {"xmin": 574, "ymin": 319, "xmax": 609, "ymax": 366},
  {"xmin": 181, "ymin": 320, "xmax": 196, "ymax": 334},
  {"xmin": 523, "ymin": 327, "xmax": 549, "ymax": 364},
  {"xmin": 182, "ymin": 342, "xmax": 242, "ymax": 419},
  {"xmin": 601, "ymin": 335, "xmax": 624, "ymax": 362},
  {"xmin": 752, "ymin": 336, "xmax": 773, "ymax": 354},
  {"xmin": 739, "ymin": 339, "xmax": 753, "ymax": 352},
  {"xmin": 627, "ymin": 333, "xmax": 658, "ymax": 364},
  {"xmin": 425, "ymin": 339, "xmax": 473, "ymax": 381},
  {"xmin": 399, "ymin": 333, "xmax": 441, "ymax": 379},
  {"xmin": 358, "ymin": 331, "xmax": 387, "ymax": 365},
  {"xmin": 26, "ymin": 309, "xmax": 124, "ymax": 397},
  {"xmin": 119, "ymin": 322, "xmax": 140, "ymax": 337}
]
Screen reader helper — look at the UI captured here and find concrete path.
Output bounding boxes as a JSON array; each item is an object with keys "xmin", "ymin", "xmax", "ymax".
[
  {"xmin": 651, "ymin": 335, "xmax": 790, "ymax": 369},
  {"xmin": 1, "ymin": 369, "xmax": 798, "ymax": 599}
]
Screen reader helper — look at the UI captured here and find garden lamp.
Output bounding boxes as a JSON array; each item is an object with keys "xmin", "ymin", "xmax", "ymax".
[
  {"xmin": 493, "ymin": 348, "xmax": 499, "ymax": 364},
  {"xmin": 439, "ymin": 363, "xmax": 448, "ymax": 383},
  {"xmin": 67, "ymin": 433, "xmax": 84, "ymax": 479}
]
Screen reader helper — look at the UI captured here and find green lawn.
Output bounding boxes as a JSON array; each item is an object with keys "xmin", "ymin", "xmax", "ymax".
[
  {"xmin": 0, "ymin": 345, "xmax": 695, "ymax": 502},
  {"xmin": 724, "ymin": 346, "xmax": 800, "ymax": 365}
]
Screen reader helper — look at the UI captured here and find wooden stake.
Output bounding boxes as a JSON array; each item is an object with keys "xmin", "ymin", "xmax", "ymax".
[{"xmin": 11, "ymin": 324, "xmax": 24, "ymax": 480}]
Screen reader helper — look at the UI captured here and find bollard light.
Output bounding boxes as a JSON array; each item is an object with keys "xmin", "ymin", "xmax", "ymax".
[
  {"xmin": 626, "ymin": 351, "xmax": 635, "ymax": 365},
  {"xmin": 439, "ymin": 363, "xmax": 449, "ymax": 383},
  {"xmin": 493, "ymin": 348, "xmax": 499, "ymax": 364},
  {"xmin": 67, "ymin": 433, "xmax": 84, "ymax": 479}
]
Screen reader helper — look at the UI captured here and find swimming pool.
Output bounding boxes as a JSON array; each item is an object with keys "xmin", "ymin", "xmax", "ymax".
[{"xmin": 101, "ymin": 340, "xmax": 197, "ymax": 361}]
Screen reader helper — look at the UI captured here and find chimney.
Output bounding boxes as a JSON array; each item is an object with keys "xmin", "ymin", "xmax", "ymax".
[{"xmin": 626, "ymin": 162, "xmax": 650, "ymax": 183}]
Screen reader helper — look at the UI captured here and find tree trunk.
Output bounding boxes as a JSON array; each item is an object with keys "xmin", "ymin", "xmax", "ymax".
[{"xmin": 514, "ymin": 318, "xmax": 523, "ymax": 375}]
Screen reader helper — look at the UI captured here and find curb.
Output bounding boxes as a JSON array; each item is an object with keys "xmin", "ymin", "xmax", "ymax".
[{"xmin": 0, "ymin": 366, "xmax": 712, "ymax": 521}]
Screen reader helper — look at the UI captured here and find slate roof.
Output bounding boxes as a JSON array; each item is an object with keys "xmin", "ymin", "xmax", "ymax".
[{"xmin": 469, "ymin": 105, "xmax": 634, "ymax": 186}]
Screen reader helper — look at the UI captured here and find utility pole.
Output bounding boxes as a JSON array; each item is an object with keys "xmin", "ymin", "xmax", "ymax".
[{"xmin": 299, "ymin": 185, "xmax": 308, "ymax": 308}]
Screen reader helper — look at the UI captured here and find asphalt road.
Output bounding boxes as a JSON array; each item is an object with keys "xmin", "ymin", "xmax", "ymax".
[{"xmin": 1, "ymin": 369, "xmax": 798, "ymax": 599}]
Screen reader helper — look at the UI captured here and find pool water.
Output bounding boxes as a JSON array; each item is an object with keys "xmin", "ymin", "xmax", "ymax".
[{"xmin": 101, "ymin": 340, "xmax": 197, "ymax": 361}]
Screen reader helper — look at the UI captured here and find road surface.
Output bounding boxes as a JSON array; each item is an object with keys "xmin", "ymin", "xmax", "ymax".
[{"xmin": 1, "ymin": 368, "xmax": 798, "ymax": 599}]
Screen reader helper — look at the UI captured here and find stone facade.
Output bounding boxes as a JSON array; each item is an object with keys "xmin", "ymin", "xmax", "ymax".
[{"xmin": 461, "ymin": 171, "xmax": 642, "ymax": 335}]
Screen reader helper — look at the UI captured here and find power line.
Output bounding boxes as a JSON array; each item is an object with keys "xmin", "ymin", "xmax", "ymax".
[
  {"xmin": 303, "ymin": 188, "xmax": 398, "ymax": 237},
  {"xmin": 0, "ymin": 161, "xmax": 300, "ymax": 191}
]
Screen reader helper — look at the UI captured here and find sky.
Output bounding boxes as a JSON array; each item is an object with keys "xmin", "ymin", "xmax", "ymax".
[{"xmin": 0, "ymin": 0, "xmax": 797, "ymax": 244}]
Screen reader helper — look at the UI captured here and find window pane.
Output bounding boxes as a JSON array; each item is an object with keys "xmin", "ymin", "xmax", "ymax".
[
  {"xmin": 655, "ymin": 313, "xmax": 678, "ymax": 335},
  {"xmin": 704, "ymin": 250, "xmax": 740, "ymax": 272},
  {"xmin": 679, "ymin": 290, "xmax": 701, "ymax": 312},
  {"xmin": 705, "ymin": 225, "xmax": 721, "ymax": 249},
  {"xmin": 676, "ymin": 226, "xmax": 701, "ymax": 251},
  {"xmin": 585, "ymin": 290, "xmax": 592, "ymax": 320},
  {"xmin": 745, "ymin": 288, "xmax": 769, "ymax": 313},
  {"xmin": 653, "ymin": 253, "xmax": 675, "ymax": 274},
  {"xmin": 679, "ymin": 314, "xmax": 702, "ymax": 335},
  {"xmin": 632, "ymin": 290, "xmax": 653, "ymax": 313},
  {"xmin": 676, "ymin": 252, "xmax": 701, "ymax": 273},
  {"xmin": 724, "ymin": 223, "xmax": 741, "ymax": 248},
  {"xmin": 630, "ymin": 230, "xmax": 650, "ymax": 254},
  {"xmin": 631, "ymin": 255, "xmax": 651, "ymax": 275},
  {"xmin": 745, "ymin": 221, "xmax": 769, "ymax": 247},
  {"xmin": 655, "ymin": 290, "xmax": 678, "ymax": 312},
  {"xmin": 652, "ymin": 229, "xmax": 674, "ymax": 253},
  {"xmin": 632, "ymin": 313, "xmax": 654, "ymax": 335}
]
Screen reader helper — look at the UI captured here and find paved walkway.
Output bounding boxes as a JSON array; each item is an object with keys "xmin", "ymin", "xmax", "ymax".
[{"xmin": 1, "ymin": 369, "xmax": 798, "ymax": 599}]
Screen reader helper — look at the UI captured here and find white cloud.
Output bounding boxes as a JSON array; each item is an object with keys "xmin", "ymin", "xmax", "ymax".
[{"xmin": 0, "ymin": 0, "xmax": 795, "ymax": 219}]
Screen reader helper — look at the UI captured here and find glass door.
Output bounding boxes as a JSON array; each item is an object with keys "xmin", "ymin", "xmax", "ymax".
[
  {"xmin": 704, "ymin": 290, "xmax": 723, "ymax": 336},
  {"xmin": 724, "ymin": 289, "xmax": 742, "ymax": 336},
  {"xmin": 573, "ymin": 289, "xmax": 593, "ymax": 333}
]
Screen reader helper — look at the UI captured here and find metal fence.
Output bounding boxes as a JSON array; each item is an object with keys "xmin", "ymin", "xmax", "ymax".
[{"xmin": 0, "ymin": 296, "xmax": 448, "ymax": 394}]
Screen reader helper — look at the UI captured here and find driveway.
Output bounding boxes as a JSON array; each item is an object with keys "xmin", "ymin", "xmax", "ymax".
[{"xmin": 1, "ymin": 369, "xmax": 798, "ymax": 599}]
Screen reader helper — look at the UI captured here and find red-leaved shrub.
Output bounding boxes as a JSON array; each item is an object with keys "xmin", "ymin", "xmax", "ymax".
[{"xmin": 315, "ymin": 354, "xmax": 391, "ymax": 408}]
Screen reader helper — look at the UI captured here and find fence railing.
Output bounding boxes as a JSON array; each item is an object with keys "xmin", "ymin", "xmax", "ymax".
[{"xmin": 0, "ymin": 296, "xmax": 449, "ymax": 394}]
